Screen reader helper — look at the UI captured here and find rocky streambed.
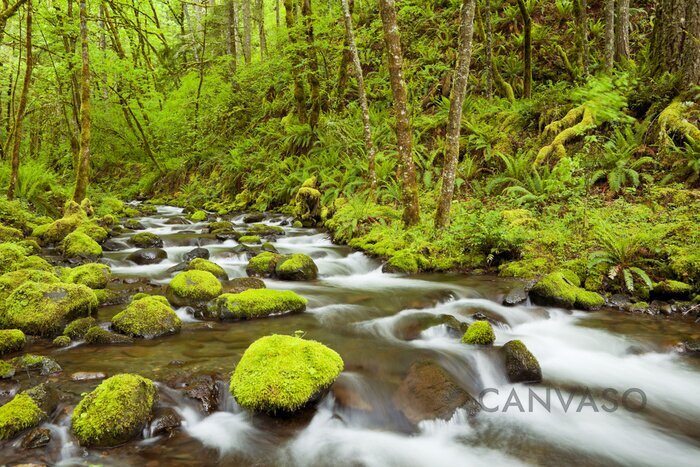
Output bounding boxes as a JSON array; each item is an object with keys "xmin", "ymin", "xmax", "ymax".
[{"xmin": 1, "ymin": 204, "xmax": 700, "ymax": 466}]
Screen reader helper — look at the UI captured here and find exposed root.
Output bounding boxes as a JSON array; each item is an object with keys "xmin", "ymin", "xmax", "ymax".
[
  {"xmin": 536, "ymin": 104, "xmax": 595, "ymax": 164},
  {"xmin": 657, "ymin": 99, "xmax": 700, "ymax": 150}
]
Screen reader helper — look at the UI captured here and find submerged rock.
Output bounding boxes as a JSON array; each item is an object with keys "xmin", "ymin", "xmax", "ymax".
[
  {"xmin": 393, "ymin": 361, "xmax": 480, "ymax": 425},
  {"xmin": 530, "ymin": 270, "xmax": 604, "ymax": 310},
  {"xmin": 111, "ymin": 296, "xmax": 182, "ymax": 338},
  {"xmin": 150, "ymin": 407, "xmax": 181, "ymax": 437},
  {"xmin": 203, "ymin": 289, "xmax": 307, "ymax": 321},
  {"xmin": 230, "ymin": 334, "xmax": 343, "ymax": 414},
  {"xmin": 21, "ymin": 427, "xmax": 51, "ymax": 449},
  {"xmin": 183, "ymin": 247, "xmax": 209, "ymax": 262},
  {"xmin": 166, "ymin": 270, "xmax": 222, "ymax": 308},
  {"xmin": 127, "ymin": 248, "xmax": 168, "ymax": 265},
  {"xmin": 128, "ymin": 232, "xmax": 163, "ymax": 249},
  {"xmin": 500, "ymin": 340, "xmax": 542, "ymax": 383},
  {"xmin": 461, "ymin": 321, "xmax": 496, "ymax": 345},
  {"xmin": 71, "ymin": 374, "xmax": 157, "ymax": 447},
  {"xmin": 275, "ymin": 253, "xmax": 319, "ymax": 281}
]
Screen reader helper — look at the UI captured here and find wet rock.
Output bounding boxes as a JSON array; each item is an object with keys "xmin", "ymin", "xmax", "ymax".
[
  {"xmin": 12, "ymin": 355, "xmax": 62, "ymax": 375},
  {"xmin": 223, "ymin": 277, "xmax": 266, "ymax": 294},
  {"xmin": 245, "ymin": 223, "xmax": 285, "ymax": 238},
  {"xmin": 261, "ymin": 242, "xmax": 278, "ymax": 254},
  {"xmin": 530, "ymin": 270, "xmax": 604, "ymax": 310},
  {"xmin": 111, "ymin": 296, "xmax": 182, "ymax": 338},
  {"xmin": 103, "ymin": 239, "xmax": 127, "ymax": 252},
  {"xmin": 71, "ymin": 371, "xmax": 107, "ymax": 381},
  {"xmin": 246, "ymin": 252, "xmax": 283, "ymax": 278},
  {"xmin": 650, "ymin": 300, "xmax": 673, "ymax": 315},
  {"xmin": 150, "ymin": 407, "xmax": 181, "ymax": 437},
  {"xmin": 609, "ymin": 293, "xmax": 632, "ymax": 308},
  {"xmin": 500, "ymin": 340, "xmax": 542, "ymax": 384},
  {"xmin": 128, "ymin": 232, "xmax": 163, "ymax": 249},
  {"xmin": 275, "ymin": 254, "xmax": 319, "ymax": 281},
  {"xmin": 331, "ymin": 380, "xmax": 373, "ymax": 412},
  {"xmin": 165, "ymin": 217, "xmax": 190, "ymax": 225},
  {"xmin": 21, "ymin": 428, "xmax": 51, "ymax": 449},
  {"xmin": 127, "ymin": 248, "xmax": 168, "ymax": 265},
  {"xmin": 651, "ymin": 280, "xmax": 694, "ymax": 301},
  {"xmin": 182, "ymin": 374, "xmax": 219, "ymax": 413},
  {"xmin": 206, "ymin": 221, "xmax": 234, "ymax": 233},
  {"xmin": 124, "ymin": 219, "xmax": 146, "ymax": 230},
  {"xmin": 503, "ymin": 287, "xmax": 528, "ymax": 306},
  {"xmin": 84, "ymin": 326, "xmax": 134, "ymax": 345},
  {"xmin": 63, "ymin": 317, "xmax": 98, "ymax": 339},
  {"xmin": 393, "ymin": 361, "xmax": 480, "ymax": 424},
  {"xmin": 183, "ymin": 247, "xmax": 210, "ymax": 262},
  {"xmin": 0, "ymin": 384, "xmax": 56, "ymax": 440},
  {"xmin": 215, "ymin": 230, "xmax": 242, "ymax": 241},
  {"xmin": 166, "ymin": 270, "xmax": 222, "ymax": 308},
  {"xmin": 394, "ymin": 313, "xmax": 467, "ymax": 341},
  {"xmin": 203, "ymin": 289, "xmax": 307, "ymax": 321},
  {"xmin": 243, "ymin": 212, "xmax": 265, "ymax": 223},
  {"xmin": 166, "ymin": 261, "xmax": 189, "ymax": 274}
]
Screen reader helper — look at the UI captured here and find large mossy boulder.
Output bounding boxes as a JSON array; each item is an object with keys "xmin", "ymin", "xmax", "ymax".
[
  {"xmin": 128, "ymin": 232, "xmax": 163, "ymax": 249},
  {"xmin": 204, "ymin": 289, "xmax": 307, "ymax": 321},
  {"xmin": 230, "ymin": 334, "xmax": 343, "ymax": 414},
  {"xmin": 246, "ymin": 251, "xmax": 283, "ymax": 277},
  {"xmin": 71, "ymin": 374, "xmax": 157, "ymax": 447},
  {"xmin": 166, "ymin": 270, "xmax": 222, "ymax": 307},
  {"xmin": 652, "ymin": 280, "xmax": 694, "ymax": 300},
  {"xmin": 111, "ymin": 296, "xmax": 181, "ymax": 338},
  {"xmin": 275, "ymin": 253, "xmax": 318, "ymax": 281},
  {"xmin": 185, "ymin": 258, "xmax": 228, "ymax": 280},
  {"xmin": 0, "ymin": 386, "xmax": 54, "ymax": 440},
  {"xmin": 75, "ymin": 222, "xmax": 109, "ymax": 242},
  {"xmin": 393, "ymin": 361, "xmax": 480, "ymax": 424},
  {"xmin": 1, "ymin": 282, "xmax": 98, "ymax": 336},
  {"xmin": 500, "ymin": 340, "xmax": 542, "ymax": 384},
  {"xmin": 529, "ymin": 270, "xmax": 604, "ymax": 310},
  {"xmin": 65, "ymin": 263, "xmax": 111, "ymax": 289},
  {"xmin": 461, "ymin": 321, "xmax": 496, "ymax": 345},
  {"xmin": 0, "ymin": 269, "xmax": 60, "ymax": 302},
  {"xmin": 0, "ymin": 243, "xmax": 26, "ymax": 274},
  {"xmin": 0, "ymin": 329, "xmax": 26, "ymax": 355},
  {"xmin": 63, "ymin": 316, "xmax": 98, "ymax": 339},
  {"xmin": 62, "ymin": 231, "xmax": 102, "ymax": 260}
]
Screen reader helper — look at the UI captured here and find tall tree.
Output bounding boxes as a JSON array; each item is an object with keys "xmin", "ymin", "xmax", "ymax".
[
  {"xmin": 436, "ymin": 0, "xmax": 476, "ymax": 228},
  {"xmin": 73, "ymin": 0, "xmax": 91, "ymax": 202},
  {"xmin": 0, "ymin": 0, "xmax": 27, "ymax": 42},
  {"xmin": 256, "ymin": 0, "xmax": 267, "ymax": 59},
  {"xmin": 227, "ymin": 0, "xmax": 238, "ymax": 74},
  {"xmin": 283, "ymin": 0, "xmax": 307, "ymax": 123},
  {"xmin": 302, "ymin": 0, "xmax": 321, "ymax": 128},
  {"xmin": 379, "ymin": 0, "xmax": 420, "ymax": 226},
  {"xmin": 340, "ymin": 0, "xmax": 376, "ymax": 191},
  {"xmin": 615, "ymin": 0, "xmax": 630, "ymax": 62},
  {"xmin": 650, "ymin": 0, "xmax": 700, "ymax": 86},
  {"xmin": 516, "ymin": 0, "xmax": 532, "ymax": 97},
  {"xmin": 7, "ymin": 0, "xmax": 32, "ymax": 200},
  {"xmin": 484, "ymin": 0, "xmax": 493, "ymax": 98},
  {"xmin": 604, "ymin": 0, "xmax": 615, "ymax": 71},
  {"xmin": 242, "ymin": 0, "xmax": 252, "ymax": 64}
]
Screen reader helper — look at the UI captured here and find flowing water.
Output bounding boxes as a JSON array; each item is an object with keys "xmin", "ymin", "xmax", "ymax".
[{"xmin": 2, "ymin": 205, "xmax": 700, "ymax": 466}]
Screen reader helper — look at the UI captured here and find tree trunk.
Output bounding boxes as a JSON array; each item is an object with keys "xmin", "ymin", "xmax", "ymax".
[
  {"xmin": 650, "ymin": 0, "xmax": 700, "ymax": 87},
  {"xmin": 484, "ymin": 0, "xmax": 493, "ymax": 98},
  {"xmin": 256, "ymin": 0, "xmax": 267, "ymax": 59},
  {"xmin": 341, "ymin": 0, "xmax": 376, "ymax": 191},
  {"xmin": 604, "ymin": 0, "xmax": 615, "ymax": 71},
  {"xmin": 227, "ymin": 0, "xmax": 238, "ymax": 74},
  {"xmin": 574, "ymin": 0, "xmax": 589, "ymax": 75},
  {"xmin": 302, "ymin": 0, "xmax": 321, "ymax": 129},
  {"xmin": 242, "ymin": 0, "xmax": 252, "ymax": 64},
  {"xmin": 283, "ymin": 0, "xmax": 307, "ymax": 123},
  {"xmin": 516, "ymin": 0, "xmax": 532, "ymax": 98},
  {"xmin": 7, "ymin": 0, "xmax": 32, "ymax": 201},
  {"xmin": 73, "ymin": 0, "xmax": 91, "ymax": 203},
  {"xmin": 379, "ymin": 0, "xmax": 420, "ymax": 226},
  {"xmin": 615, "ymin": 0, "xmax": 630, "ymax": 61},
  {"xmin": 435, "ymin": 0, "xmax": 475, "ymax": 228}
]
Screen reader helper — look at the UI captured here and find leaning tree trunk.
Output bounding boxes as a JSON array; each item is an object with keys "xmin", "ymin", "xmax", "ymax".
[
  {"xmin": 615, "ymin": 0, "xmax": 630, "ymax": 61},
  {"xmin": 435, "ymin": 0, "xmax": 476, "ymax": 228},
  {"xmin": 516, "ymin": 0, "xmax": 532, "ymax": 98},
  {"xmin": 650, "ymin": 0, "xmax": 700, "ymax": 87},
  {"xmin": 378, "ymin": 0, "xmax": 420, "ymax": 226},
  {"xmin": 7, "ymin": 0, "xmax": 32, "ymax": 201},
  {"xmin": 73, "ymin": 0, "xmax": 91, "ymax": 203},
  {"xmin": 341, "ymin": 0, "xmax": 377, "ymax": 191},
  {"xmin": 283, "ymin": 0, "xmax": 307, "ymax": 123}
]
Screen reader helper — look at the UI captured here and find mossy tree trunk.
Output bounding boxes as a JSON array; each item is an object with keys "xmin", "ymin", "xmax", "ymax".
[
  {"xmin": 7, "ymin": 0, "xmax": 32, "ymax": 201},
  {"xmin": 604, "ymin": 0, "xmax": 615, "ymax": 71},
  {"xmin": 256, "ymin": 0, "xmax": 267, "ymax": 60},
  {"xmin": 615, "ymin": 0, "xmax": 630, "ymax": 62},
  {"xmin": 484, "ymin": 0, "xmax": 494, "ymax": 98},
  {"xmin": 436, "ymin": 0, "xmax": 476, "ymax": 228},
  {"xmin": 379, "ymin": 0, "xmax": 420, "ymax": 226},
  {"xmin": 242, "ymin": 0, "xmax": 252, "ymax": 64},
  {"xmin": 283, "ymin": 0, "xmax": 308, "ymax": 123},
  {"xmin": 650, "ymin": 0, "xmax": 700, "ymax": 87},
  {"xmin": 516, "ymin": 0, "xmax": 532, "ymax": 98},
  {"xmin": 227, "ymin": 0, "xmax": 238, "ymax": 74},
  {"xmin": 574, "ymin": 0, "xmax": 589, "ymax": 75},
  {"xmin": 302, "ymin": 0, "xmax": 321, "ymax": 129},
  {"xmin": 341, "ymin": 0, "xmax": 377, "ymax": 192},
  {"xmin": 73, "ymin": 0, "xmax": 91, "ymax": 203}
]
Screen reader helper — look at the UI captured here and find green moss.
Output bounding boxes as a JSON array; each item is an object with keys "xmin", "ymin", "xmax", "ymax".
[
  {"xmin": 275, "ymin": 253, "xmax": 318, "ymax": 281},
  {"xmin": 12, "ymin": 354, "xmax": 61, "ymax": 374},
  {"xmin": 206, "ymin": 289, "xmax": 307, "ymax": 320},
  {"xmin": 190, "ymin": 210, "xmax": 207, "ymax": 222},
  {"xmin": 207, "ymin": 221, "xmax": 233, "ymax": 232},
  {"xmin": 246, "ymin": 223, "xmax": 284, "ymax": 236},
  {"xmin": 0, "ymin": 360, "xmax": 14, "ymax": 378},
  {"xmin": 93, "ymin": 289, "xmax": 118, "ymax": 305},
  {"xmin": 0, "ymin": 269, "xmax": 60, "ymax": 302},
  {"xmin": 64, "ymin": 317, "xmax": 98, "ymax": 339},
  {"xmin": 62, "ymin": 232, "xmax": 102, "ymax": 259},
  {"xmin": 384, "ymin": 250, "xmax": 420, "ymax": 274},
  {"xmin": 0, "ymin": 393, "xmax": 44, "ymax": 440},
  {"xmin": 76, "ymin": 222, "xmax": 109, "ymax": 243},
  {"xmin": 71, "ymin": 374, "xmax": 156, "ymax": 447},
  {"xmin": 53, "ymin": 335, "xmax": 71, "ymax": 347},
  {"xmin": 128, "ymin": 232, "xmax": 163, "ymax": 248},
  {"xmin": 462, "ymin": 321, "xmax": 496, "ymax": 345},
  {"xmin": 530, "ymin": 270, "xmax": 604, "ymax": 310},
  {"xmin": 246, "ymin": 251, "xmax": 283, "ymax": 277},
  {"xmin": 0, "ymin": 243, "xmax": 26, "ymax": 274},
  {"xmin": 238, "ymin": 235, "xmax": 261, "ymax": 244},
  {"xmin": 84, "ymin": 326, "xmax": 134, "ymax": 344},
  {"xmin": 292, "ymin": 220, "xmax": 303, "ymax": 228},
  {"xmin": 294, "ymin": 186, "xmax": 322, "ymax": 224},
  {"xmin": 0, "ymin": 225, "xmax": 22, "ymax": 242},
  {"xmin": 98, "ymin": 214, "xmax": 119, "ymax": 227},
  {"xmin": 653, "ymin": 280, "xmax": 694, "ymax": 300},
  {"xmin": 32, "ymin": 209, "xmax": 85, "ymax": 245},
  {"xmin": 628, "ymin": 301, "xmax": 649, "ymax": 311},
  {"xmin": 185, "ymin": 258, "xmax": 228, "ymax": 280},
  {"xmin": 14, "ymin": 255, "xmax": 53, "ymax": 272},
  {"xmin": 501, "ymin": 339, "xmax": 542, "ymax": 383},
  {"xmin": 167, "ymin": 270, "xmax": 222, "ymax": 306},
  {"xmin": 111, "ymin": 296, "xmax": 182, "ymax": 338},
  {"xmin": 65, "ymin": 263, "xmax": 112, "ymax": 289},
  {"xmin": 1, "ymin": 282, "xmax": 98, "ymax": 336},
  {"xmin": 133, "ymin": 294, "xmax": 170, "ymax": 306},
  {"xmin": 0, "ymin": 330, "xmax": 26, "ymax": 355},
  {"xmin": 261, "ymin": 242, "xmax": 278, "ymax": 253},
  {"xmin": 230, "ymin": 334, "xmax": 344, "ymax": 413}
]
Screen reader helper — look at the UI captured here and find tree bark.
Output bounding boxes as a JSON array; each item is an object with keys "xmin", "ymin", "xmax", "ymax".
[
  {"xmin": 615, "ymin": 0, "xmax": 630, "ymax": 61},
  {"xmin": 604, "ymin": 0, "xmax": 615, "ymax": 71},
  {"xmin": 302, "ymin": 0, "xmax": 321, "ymax": 129},
  {"xmin": 516, "ymin": 0, "xmax": 532, "ymax": 98},
  {"xmin": 341, "ymin": 0, "xmax": 376, "ymax": 191},
  {"xmin": 73, "ymin": 0, "xmax": 91, "ymax": 202},
  {"xmin": 7, "ymin": 0, "xmax": 32, "ymax": 201},
  {"xmin": 484, "ymin": 0, "xmax": 493, "ymax": 98},
  {"xmin": 256, "ymin": 0, "xmax": 267, "ymax": 59},
  {"xmin": 227, "ymin": 0, "xmax": 238, "ymax": 73},
  {"xmin": 242, "ymin": 0, "xmax": 252, "ymax": 64},
  {"xmin": 575, "ymin": 0, "xmax": 589, "ymax": 75},
  {"xmin": 650, "ymin": 0, "xmax": 700, "ymax": 87},
  {"xmin": 379, "ymin": 0, "xmax": 420, "ymax": 226},
  {"xmin": 435, "ymin": 0, "xmax": 475, "ymax": 228},
  {"xmin": 283, "ymin": 0, "xmax": 307, "ymax": 123}
]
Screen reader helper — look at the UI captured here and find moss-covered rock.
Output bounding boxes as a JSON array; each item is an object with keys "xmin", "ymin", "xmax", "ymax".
[
  {"xmin": 111, "ymin": 296, "xmax": 182, "ymax": 338},
  {"xmin": 230, "ymin": 334, "xmax": 343, "ymax": 414},
  {"xmin": 52, "ymin": 335, "xmax": 71, "ymax": 347},
  {"xmin": 62, "ymin": 231, "xmax": 103, "ymax": 260},
  {"xmin": 12, "ymin": 354, "xmax": 62, "ymax": 375},
  {"xmin": 292, "ymin": 220, "xmax": 303, "ymax": 228},
  {"xmin": 71, "ymin": 374, "xmax": 157, "ymax": 447},
  {"xmin": 238, "ymin": 235, "xmax": 261, "ymax": 244},
  {"xmin": 32, "ymin": 214, "xmax": 84, "ymax": 245},
  {"xmin": 206, "ymin": 221, "xmax": 233, "ymax": 233},
  {"xmin": 124, "ymin": 219, "xmax": 146, "ymax": 230},
  {"xmin": 0, "ymin": 393, "xmax": 45, "ymax": 440},
  {"xmin": 64, "ymin": 316, "xmax": 98, "ymax": 339},
  {"xmin": 0, "ymin": 330, "xmax": 26, "ymax": 355},
  {"xmin": 0, "ymin": 360, "xmax": 14, "ymax": 379},
  {"xmin": 293, "ymin": 178, "xmax": 322, "ymax": 226},
  {"xmin": 246, "ymin": 223, "xmax": 284, "ymax": 237},
  {"xmin": 14, "ymin": 255, "xmax": 53, "ymax": 272},
  {"xmin": 224, "ymin": 277, "xmax": 266, "ymax": 294},
  {"xmin": 128, "ymin": 232, "xmax": 163, "ymax": 249},
  {"xmin": 189, "ymin": 210, "xmax": 208, "ymax": 222},
  {"xmin": 65, "ymin": 263, "xmax": 112, "ymax": 289},
  {"xmin": 0, "ymin": 242, "xmax": 26, "ymax": 274},
  {"xmin": 0, "ymin": 269, "xmax": 60, "ymax": 302},
  {"xmin": 84, "ymin": 326, "xmax": 134, "ymax": 345},
  {"xmin": 1, "ymin": 282, "xmax": 98, "ymax": 336},
  {"xmin": 0, "ymin": 225, "xmax": 22, "ymax": 242},
  {"xmin": 652, "ymin": 280, "xmax": 694, "ymax": 300},
  {"xmin": 500, "ymin": 340, "xmax": 542, "ymax": 383},
  {"xmin": 530, "ymin": 270, "xmax": 604, "ymax": 310},
  {"xmin": 166, "ymin": 270, "xmax": 222, "ymax": 307},
  {"xmin": 246, "ymin": 251, "xmax": 283, "ymax": 278},
  {"xmin": 185, "ymin": 258, "xmax": 228, "ymax": 280},
  {"xmin": 204, "ymin": 289, "xmax": 307, "ymax": 321},
  {"xmin": 275, "ymin": 253, "xmax": 318, "ymax": 281},
  {"xmin": 261, "ymin": 242, "xmax": 278, "ymax": 253},
  {"xmin": 461, "ymin": 321, "xmax": 496, "ymax": 345},
  {"xmin": 382, "ymin": 250, "xmax": 426, "ymax": 274},
  {"xmin": 76, "ymin": 222, "xmax": 109, "ymax": 242}
]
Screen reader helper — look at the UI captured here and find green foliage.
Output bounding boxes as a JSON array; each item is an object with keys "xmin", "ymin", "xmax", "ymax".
[
  {"xmin": 588, "ymin": 226, "xmax": 654, "ymax": 293},
  {"xmin": 591, "ymin": 127, "xmax": 655, "ymax": 194}
]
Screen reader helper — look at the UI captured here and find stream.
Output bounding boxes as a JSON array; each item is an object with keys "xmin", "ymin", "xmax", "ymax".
[{"xmin": 2, "ymin": 205, "xmax": 700, "ymax": 466}]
